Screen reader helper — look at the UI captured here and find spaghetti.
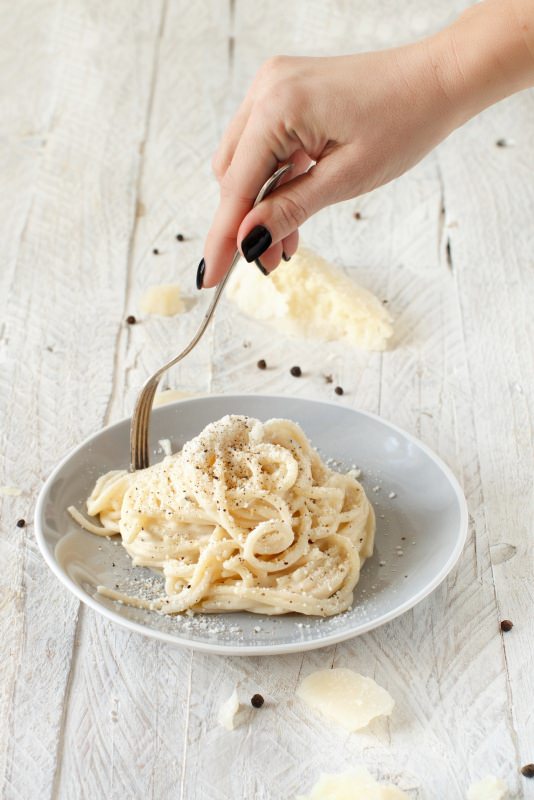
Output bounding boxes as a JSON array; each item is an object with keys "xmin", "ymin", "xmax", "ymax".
[{"xmin": 69, "ymin": 415, "xmax": 375, "ymax": 616}]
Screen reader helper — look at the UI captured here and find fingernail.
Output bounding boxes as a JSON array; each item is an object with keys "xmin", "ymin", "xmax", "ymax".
[
  {"xmin": 196, "ymin": 258, "xmax": 205, "ymax": 290},
  {"xmin": 241, "ymin": 225, "xmax": 272, "ymax": 262},
  {"xmin": 255, "ymin": 258, "xmax": 269, "ymax": 276},
  {"xmin": 282, "ymin": 252, "xmax": 291, "ymax": 262}
]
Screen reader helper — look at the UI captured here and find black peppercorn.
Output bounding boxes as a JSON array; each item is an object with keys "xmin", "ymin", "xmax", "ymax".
[
  {"xmin": 290, "ymin": 366, "xmax": 302, "ymax": 377},
  {"xmin": 251, "ymin": 694, "xmax": 264, "ymax": 708},
  {"xmin": 521, "ymin": 764, "xmax": 534, "ymax": 779},
  {"xmin": 126, "ymin": 315, "xmax": 136, "ymax": 325},
  {"xmin": 257, "ymin": 359, "xmax": 267, "ymax": 370},
  {"xmin": 153, "ymin": 248, "xmax": 159, "ymax": 255},
  {"xmin": 500, "ymin": 619, "xmax": 514, "ymax": 632},
  {"xmin": 176, "ymin": 233, "xmax": 184, "ymax": 241},
  {"xmin": 16, "ymin": 519, "xmax": 26, "ymax": 528},
  {"xmin": 334, "ymin": 386, "xmax": 344, "ymax": 395}
]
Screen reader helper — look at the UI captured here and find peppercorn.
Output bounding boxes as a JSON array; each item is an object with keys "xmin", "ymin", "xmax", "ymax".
[
  {"xmin": 251, "ymin": 694, "xmax": 264, "ymax": 708},
  {"xmin": 176, "ymin": 233, "xmax": 185, "ymax": 241},
  {"xmin": 16, "ymin": 519, "xmax": 26, "ymax": 528},
  {"xmin": 153, "ymin": 248, "xmax": 159, "ymax": 255},
  {"xmin": 257, "ymin": 359, "xmax": 267, "ymax": 370},
  {"xmin": 334, "ymin": 386, "xmax": 344, "ymax": 395},
  {"xmin": 500, "ymin": 619, "xmax": 513, "ymax": 632},
  {"xmin": 290, "ymin": 366, "xmax": 302, "ymax": 377},
  {"xmin": 521, "ymin": 764, "xmax": 534, "ymax": 779},
  {"xmin": 126, "ymin": 315, "xmax": 136, "ymax": 325}
]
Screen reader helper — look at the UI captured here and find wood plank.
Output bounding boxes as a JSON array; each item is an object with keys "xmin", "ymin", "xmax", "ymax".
[
  {"xmin": 438, "ymin": 91, "xmax": 534, "ymax": 797},
  {"xmin": 54, "ymin": 3, "xmax": 231, "ymax": 798},
  {"xmin": 0, "ymin": 2, "xmax": 162, "ymax": 797}
]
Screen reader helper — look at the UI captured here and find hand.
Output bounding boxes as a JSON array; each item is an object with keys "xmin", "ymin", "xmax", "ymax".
[
  {"xmin": 199, "ymin": 0, "xmax": 534, "ymax": 289},
  {"xmin": 200, "ymin": 41, "xmax": 459, "ymax": 288}
]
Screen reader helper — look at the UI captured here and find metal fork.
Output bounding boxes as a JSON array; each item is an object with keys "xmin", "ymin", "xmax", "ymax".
[{"xmin": 129, "ymin": 163, "xmax": 292, "ymax": 471}]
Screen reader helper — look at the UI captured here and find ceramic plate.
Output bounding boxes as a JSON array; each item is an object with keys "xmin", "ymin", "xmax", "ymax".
[{"xmin": 35, "ymin": 395, "xmax": 468, "ymax": 655}]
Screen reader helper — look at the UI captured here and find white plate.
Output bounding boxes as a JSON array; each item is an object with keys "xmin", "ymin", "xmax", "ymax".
[{"xmin": 35, "ymin": 394, "xmax": 468, "ymax": 656}]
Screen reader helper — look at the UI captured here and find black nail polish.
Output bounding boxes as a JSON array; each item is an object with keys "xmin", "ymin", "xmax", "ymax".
[
  {"xmin": 241, "ymin": 225, "xmax": 272, "ymax": 262},
  {"xmin": 196, "ymin": 258, "xmax": 205, "ymax": 290},
  {"xmin": 255, "ymin": 258, "xmax": 269, "ymax": 276},
  {"xmin": 282, "ymin": 252, "xmax": 291, "ymax": 262}
]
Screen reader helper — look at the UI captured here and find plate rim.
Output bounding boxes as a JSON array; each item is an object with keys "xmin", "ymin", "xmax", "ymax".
[{"xmin": 34, "ymin": 393, "xmax": 469, "ymax": 656}]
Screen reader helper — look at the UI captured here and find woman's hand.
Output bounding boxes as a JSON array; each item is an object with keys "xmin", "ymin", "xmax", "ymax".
[{"xmin": 199, "ymin": 0, "xmax": 534, "ymax": 289}]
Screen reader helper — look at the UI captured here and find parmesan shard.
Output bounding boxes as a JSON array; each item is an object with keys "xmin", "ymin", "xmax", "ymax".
[
  {"xmin": 296, "ymin": 668, "xmax": 394, "ymax": 731},
  {"xmin": 296, "ymin": 767, "xmax": 409, "ymax": 799},
  {"xmin": 139, "ymin": 284, "xmax": 184, "ymax": 316},
  {"xmin": 467, "ymin": 776, "xmax": 508, "ymax": 800},
  {"xmin": 227, "ymin": 246, "xmax": 393, "ymax": 351},
  {"xmin": 217, "ymin": 688, "xmax": 240, "ymax": 731}
]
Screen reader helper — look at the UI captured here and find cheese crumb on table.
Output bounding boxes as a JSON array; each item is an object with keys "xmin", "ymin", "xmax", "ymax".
[
  {"xmin": 153, "ymin": 389, "xmax": 195, "ymax": 407},
  {"xmin": 139, "ymin": 284, "xmax": 184, "ymax": 316},
  {"xmin": 467, "ymin": 776, "xmax": 508, "ymax": 800},
  {"xmin": 296, "ymin": 668, "xmax": 394, "ymax": 731},
  {"xmin": 217, "ymin": 688, "xmax": 240, "ymax": 731},
  {"xmin": 296, "ymin": 767, "xmax": 409, "ymax": 799},
  {"xmin": 227, "ymin": 246, "xmax": 393, "ymax": 351}
]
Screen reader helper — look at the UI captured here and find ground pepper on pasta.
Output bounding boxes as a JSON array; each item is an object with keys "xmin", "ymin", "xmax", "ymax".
[{"xmin": 69, "ymin": 415, "xmax": 375, "ymax": 616}]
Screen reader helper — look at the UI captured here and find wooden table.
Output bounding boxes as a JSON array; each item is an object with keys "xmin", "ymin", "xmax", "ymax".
[{"xmin": 1, "ymin": 1, "xmax": 533, "ymax": 798}]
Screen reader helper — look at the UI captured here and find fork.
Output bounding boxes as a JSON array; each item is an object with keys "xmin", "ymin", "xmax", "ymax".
[{"xmin": 129, "ymin": 163, "xmax": 293, "ymax": 471}]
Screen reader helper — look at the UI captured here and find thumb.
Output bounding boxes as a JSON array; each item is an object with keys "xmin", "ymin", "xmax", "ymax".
[{"xmin": 237, "ymin": 155, "xmax": 346, "ymax": 263}]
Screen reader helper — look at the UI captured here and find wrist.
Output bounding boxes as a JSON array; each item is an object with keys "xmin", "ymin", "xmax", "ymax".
[{"xmin": 433, "ymin": 0, "xmax": 534, "ymax": 125}]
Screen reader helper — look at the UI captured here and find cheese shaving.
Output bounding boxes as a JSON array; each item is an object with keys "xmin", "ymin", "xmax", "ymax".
[
  {"xmin": 153, "ymin": 389, "xmax": 195, "ymax": 407},
  {"xmin": 296, "ymin": 767, "xmax": 409, "ymax": 799},
  {"xmin": 467, "ymin": 776, "xmax": 508, "ymax": 800},
  {"xmin": 0, "ymin": 486, "xmax": 22, "ymax": 496},
  {"xmin": 296, "ymin": 668, "xmax": 394, "ymax": 731}
]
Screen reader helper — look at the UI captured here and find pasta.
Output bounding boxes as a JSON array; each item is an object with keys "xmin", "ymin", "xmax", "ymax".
[{"xmin": 69, "ymin": 415, "xmax": 375, "ymax": 616}]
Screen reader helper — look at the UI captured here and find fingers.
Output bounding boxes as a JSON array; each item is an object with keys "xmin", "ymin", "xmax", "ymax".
[
  {"xmin": 211, "ymin": 95, "xmax": 253, "ymax": 181},
  {"xmin": 202, "ymin": 116, "xmax": 297, "ymax": 288},
  {"xmin": 237, "ymin": 153, "xmax": 346, "ymax": 263},
  {"xmin": 255, "ymin": 228, "xmax": 299, "ymax": 276},
  {"xmin": 242, "ymin": 149, "xmax": 311, "ymax": 275},
  {"xmin": 211, "ymin": 63, "xmax": 271, "ymax": 182},
  {"xmin": 281, "ymin": 229, "xmax": 299, "ymax": 260},
  {"xmin": 253, "ymin": 242, "xmax": 284, "ymax": 275}
]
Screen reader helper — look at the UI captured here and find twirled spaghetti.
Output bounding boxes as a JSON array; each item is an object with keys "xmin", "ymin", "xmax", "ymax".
[{"xmin": 69, "ymin": 415, "xmax": 375, "ymax": 616}]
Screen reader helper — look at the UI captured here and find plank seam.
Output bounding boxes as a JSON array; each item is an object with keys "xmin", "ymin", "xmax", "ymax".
[
  {"xmin": 49, "ymin": 606, "xmax": 84, "ymax": 800},
  {"xmin": 102, "ymin": 0, "xmax": 169, "ymax": 427}
]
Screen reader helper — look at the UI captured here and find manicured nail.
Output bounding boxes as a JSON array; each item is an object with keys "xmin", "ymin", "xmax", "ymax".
[
  {"xmin": 196, "ymin": 258, "xmax": 205, "ymax": 290},
  {"xmin": 282, "ymin": 252, "xmax": 291, "ymax": 262},
  {"xmin": 255, "ymin": 258, "xmax": 269, "ymax": 276},
  {"xmin": 241, "ymin": 225, "xmax": 272, "ymax": 262}
]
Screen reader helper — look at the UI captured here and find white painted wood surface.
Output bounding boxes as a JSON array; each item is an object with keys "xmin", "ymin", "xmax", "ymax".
[{"xmin": 1, "ymin": 1, "xmax": 532, "ymax": 798}]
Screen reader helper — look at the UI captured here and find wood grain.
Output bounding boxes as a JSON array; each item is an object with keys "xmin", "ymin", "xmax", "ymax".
[{"xmin": 1, "ymin": 1, "xmax": 533, "ymax": 798}]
